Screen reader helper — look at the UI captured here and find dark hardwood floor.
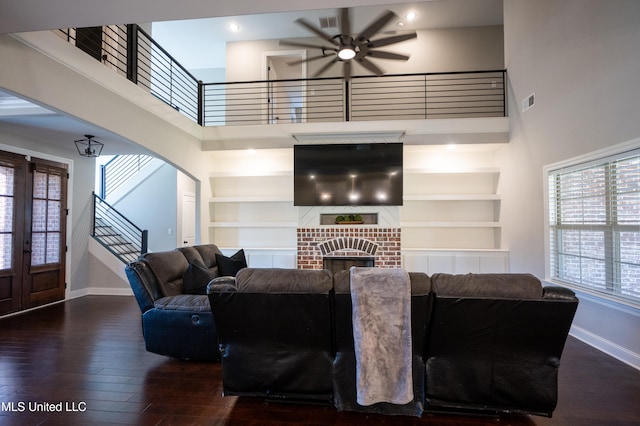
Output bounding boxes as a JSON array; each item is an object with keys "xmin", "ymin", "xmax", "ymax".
[{"xmin": 0, "ymin": 296, "xmax": 638, "ymax": 425}]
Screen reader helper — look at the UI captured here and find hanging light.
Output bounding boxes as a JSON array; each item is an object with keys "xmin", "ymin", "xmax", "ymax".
[{"xmin": 74, "ymin": 134, "xmax": 104, "ymax": 157}]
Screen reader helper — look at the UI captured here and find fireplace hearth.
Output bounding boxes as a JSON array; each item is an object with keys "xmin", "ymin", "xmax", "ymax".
[
  {"xmin": 323, "ymin": 256, "xmax": 375, "ymax": 273},
  {"xmin": 297, "ymin": 228, "xmax": 401, "ymax": 270}
]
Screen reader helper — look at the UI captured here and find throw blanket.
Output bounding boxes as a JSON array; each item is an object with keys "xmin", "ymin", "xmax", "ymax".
[{"xmin": 350, "ymin": 267, "xmax": 413, "ymax": 406}]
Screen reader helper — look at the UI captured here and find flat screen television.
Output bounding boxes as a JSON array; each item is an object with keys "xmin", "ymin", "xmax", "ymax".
[{"xmin": 294, "ymin": 143, "xmax": 403, "ymax": 206}]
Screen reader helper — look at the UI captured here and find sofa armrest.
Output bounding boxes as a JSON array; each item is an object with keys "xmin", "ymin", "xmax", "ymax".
[
  {"xmin": 125, "ymin": 261, "xmax": 162, "ymax": 313},
  {"xmin": 207, "ymin": 276, "xmax": 237, "ymax": 294},
  {"xmin": 543, "ymin": 285, "xmax": 578, "ymax": 301}
]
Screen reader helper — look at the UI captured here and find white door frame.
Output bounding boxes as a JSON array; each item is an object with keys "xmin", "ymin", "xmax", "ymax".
[{"xmin": 262, "ymin": 50, "xmax": 307, "ymax": 123}]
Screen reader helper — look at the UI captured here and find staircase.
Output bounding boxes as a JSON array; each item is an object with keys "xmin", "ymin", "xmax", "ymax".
[{"xmin": 92, "ymin": 193, "xmax": 148, "ymax": 264}]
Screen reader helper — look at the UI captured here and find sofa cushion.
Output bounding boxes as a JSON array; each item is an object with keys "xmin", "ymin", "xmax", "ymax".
[
  {"xmin": 215, "ymin": 249, "xmax": 247, "ymax": 277},
  {"xmin": 431, "ymin": 273, "xmax": 543, "ymax": 299},
  {"xmin": 183, "ymin": 262, "xmax": 218, "ymax": 295},
  {"xmin": 334, "ymin": 269, "xmax": 431, "ymax": 296},
  {"xmin": 154, "ymin": 294, "xmax": 211, "ymax": 312},
  {"xmin": 235, "ymin": 268, "xmax": 333, "ymax": 293},
  {"xmin": 177, "ymin": 246, "xmax": 206, "ymax": 266},
  {"xmin": 141, "ymin": 250, "xmax": 190, "ymax": 296},
  {"xmin": 194, "ymin": 244, "xmax": 224, "ymax": 270}
]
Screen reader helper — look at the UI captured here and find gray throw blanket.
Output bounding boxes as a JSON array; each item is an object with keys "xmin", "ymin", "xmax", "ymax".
[{"xmin": 350, "ymin": 267, "xmax": 413, "ymax": 406}]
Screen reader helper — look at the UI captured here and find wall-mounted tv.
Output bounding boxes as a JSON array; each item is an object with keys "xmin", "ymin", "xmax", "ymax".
[{"xmin": 294, "ymin": 143, "xmax": 403, "ymax": 206}]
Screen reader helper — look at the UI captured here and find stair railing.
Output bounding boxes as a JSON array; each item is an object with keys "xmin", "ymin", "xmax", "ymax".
[
  {"xmin": 100, "ymin": 154, "xmax": 153, "ymax": 200},
  {"xmin": 92, "ymin": 192, "xmax": 148, "ymax": 264}
]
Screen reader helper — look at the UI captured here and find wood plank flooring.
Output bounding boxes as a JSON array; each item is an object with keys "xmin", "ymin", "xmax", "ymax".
[{"xmin": 0, "ymin": 295, "xmax": 638, "ymax": 425}]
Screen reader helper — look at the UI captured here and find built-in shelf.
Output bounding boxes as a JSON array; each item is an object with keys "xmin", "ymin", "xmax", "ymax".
[
  {"xmin": 403, "ymin": 194, "xmax": 501, "ymax": 201},
  {"xmin": 208, "ymin": 150, "xmax": 504, "ymax": 255},
  {"xmin": 404, "ymin": 167, "xmax": 501, "ymax": 174},
  {"xmin": 209, "ymin": 171, "xmax": 292, "ymax": 178},
  {"xmin": 210, "ymin": 222, "xmax": 298, "ymax": 228},
  {"xmin": 400, "ymin": 221, "xmax": 501, "ymax": 228},
  {"xmin": 209, "ymin": 196, "xmax": 293, "ymax": 203}
]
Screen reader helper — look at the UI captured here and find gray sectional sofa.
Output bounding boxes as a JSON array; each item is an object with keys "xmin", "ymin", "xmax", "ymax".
[{"xmin": 124, "ymin": 250, "xmax": 579, "ymax": 418}]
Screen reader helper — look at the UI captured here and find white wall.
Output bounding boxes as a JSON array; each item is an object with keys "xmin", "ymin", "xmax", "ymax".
[
  {"xmin": 226, "ymin": 26, "xmax": 504, "ymax": 81},
  {"xmin": 502, "ymin": 0, "xmax": 640, "ymax": 368},
  {"xmin": 112, "ymin": 163, "xmax": 178, "ymax": 252}
]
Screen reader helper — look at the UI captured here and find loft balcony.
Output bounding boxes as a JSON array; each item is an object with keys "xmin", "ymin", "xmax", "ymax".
[{"xmin": 55, "ymin": 25, "xmax": 507, "ymax": 133}]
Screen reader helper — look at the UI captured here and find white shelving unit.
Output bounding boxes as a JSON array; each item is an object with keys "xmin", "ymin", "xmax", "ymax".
[
  {"xmin": 401, "ymin": 167, "xmax": 502, "ymax": 250},
  {"xmin": 208, "ymin": 172, "xmax": 298, "ymax": 251},
  {"xmin": 207, "ymin": 146, "xmax": 508, "ymax": 273}
]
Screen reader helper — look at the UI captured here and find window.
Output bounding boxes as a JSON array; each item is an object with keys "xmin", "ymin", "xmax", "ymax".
[
  {"xmin": 547, "ymin": 149, "xmax": 640, "ymax": 304},
  {"xmin": 0, "ymin": 165, "xmax": 14, "ymax": 270},
  {"xmin": 31, "ymin": 169, "xmax": 63, "ymax": 267}
]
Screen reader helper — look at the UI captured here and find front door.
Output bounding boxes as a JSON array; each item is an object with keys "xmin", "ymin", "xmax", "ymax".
[{"xmin": 0, "ymin": 151, "xmax": 68, "ymax": 316}]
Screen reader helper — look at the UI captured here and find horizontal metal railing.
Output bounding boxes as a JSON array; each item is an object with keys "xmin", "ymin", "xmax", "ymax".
[
  {"xmin": 58, "ymin": 25, "xmax": 201, "ymax": 123},
  {"xmin": 92, "ymin": 192, "xmax": 148, "ymax": 264},
  {"xmin": 59, "ymin": 25, "xmax": 506, "ymax": 127},
  {"xmin": 203, "ymin": 77, "xmax": 346, "ymax": 126},
  {"xmin": 135, "ymin": 27, "xmax": 200, "ymax": 122},
  {"xmin": 350, "ymin": 71, "xmax": 506, "ymax": 120},
  {"xmin": 100, "ymin": 154, "xmax": 154, "ymax": 200},
  {"xmin": 203, "ymin": 70, "xmax": 506, "ymax": 125}
]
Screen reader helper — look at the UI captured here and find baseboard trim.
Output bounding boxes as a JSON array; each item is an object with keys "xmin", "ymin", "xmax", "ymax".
[
  {"xmin": 69, "ymin": 287, "xmax": 133, "ymax": 299},
  {"xmin": 570, "ymin": 325, "xmax": 640, "ymax": 371}
]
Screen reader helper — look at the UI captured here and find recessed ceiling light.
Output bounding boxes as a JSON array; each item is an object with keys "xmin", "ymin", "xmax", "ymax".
[
  {"xmin": 229, "ymin": 23, "xmax": 240, "ymax": 32},
  {"xmin": 405, "ymin": 11, "xmax": 417, "ymax": 21}
]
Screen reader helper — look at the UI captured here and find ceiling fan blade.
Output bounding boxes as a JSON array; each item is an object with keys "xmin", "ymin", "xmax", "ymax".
[
  {"xmin": 355, "ymin": 10, "xmax": 397, "ymax": 43},
  {"xmin": 295, "ymin": 18, "xmax": 339, "ymax": 45},
  {"xmin": 287, "ymin": 54, "xmax": 330, "ymax": 66},
  {"xmin": 367, "ymin": 50, "xmax": 410, "ymax": 61},
  {"xmin": 340, "ymin": 8, "xmax": 351, "ymax": 37},
  {"xmin": 357, "ymin": 57, "xmax": 384, "ymax": 76},
  {"xmin": 366, "ymin": 32, "xmax": 417, "ymax": 48},
  {"xmin": 279, "ymin": 40, "xmax": 335, "ymax": 50},
  {"xmin": 313, "ymin": 58, "xmax": 338, "ymax": 77}
]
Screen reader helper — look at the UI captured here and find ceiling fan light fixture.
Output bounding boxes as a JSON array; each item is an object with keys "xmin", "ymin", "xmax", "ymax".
[{"xmin": 338, "ymin": 46, "xmax": 356, "ymax": 60}]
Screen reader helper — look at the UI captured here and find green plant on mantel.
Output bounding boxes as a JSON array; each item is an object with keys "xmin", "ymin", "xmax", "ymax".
[{"xmin": 335, "ymin": 214, "xmax": 363, "ymax": 223}]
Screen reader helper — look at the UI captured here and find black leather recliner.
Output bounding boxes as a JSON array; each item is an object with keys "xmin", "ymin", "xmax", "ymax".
[
  {"xmin": 206, "ymin": 268, "xmax": 578, "ymax": 418},
  {"xmin": 208, "ymin": 267, "xmax": 335, "ymax": 403},
  {"xmin": 124, "ymin": 244, "xmax": 225, "ymax": 362},
  {"xmin": 424, "ymin": 273, "xmax": 579, "ymax": 417}
]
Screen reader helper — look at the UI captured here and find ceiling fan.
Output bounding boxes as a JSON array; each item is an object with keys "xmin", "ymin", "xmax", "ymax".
[{"xmin": 279, "ymin": 8, "xmax": 417, "ymax": 79}]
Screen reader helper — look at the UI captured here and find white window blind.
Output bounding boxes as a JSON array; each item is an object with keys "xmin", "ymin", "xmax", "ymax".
[{"xmin": 548, "ymin": 150, "xmax": 640, "ymax": 304}]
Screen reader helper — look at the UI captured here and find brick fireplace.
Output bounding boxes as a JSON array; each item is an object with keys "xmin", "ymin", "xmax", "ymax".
[{"xmin": 297, "ymin": 227, "xmax": 401, "ymax": 270}]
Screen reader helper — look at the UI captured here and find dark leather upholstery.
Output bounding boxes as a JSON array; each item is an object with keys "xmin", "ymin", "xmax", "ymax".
[
  {"xmin": 425, "ymin": 273, "xmax": 579, "ymax": 417},
  {"xmin": 204, "ymin": 269, "xmax": 577, "ymax": 417},
  {"xmin": 332, "ymin": 270, "xmax": 432, "ymax": 417},
  {"xmin": 124, "ymin": 244, "xmax": 223, "ymax": 362},
  {"xmin": 208, "ymin": 268, "xmax": 334, "ymax": 402}
]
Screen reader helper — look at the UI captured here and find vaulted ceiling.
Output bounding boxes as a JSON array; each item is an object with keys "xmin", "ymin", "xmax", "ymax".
[{"xmin": 0, "ymin": 0, "xmax": 503, "ymax": 154}]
